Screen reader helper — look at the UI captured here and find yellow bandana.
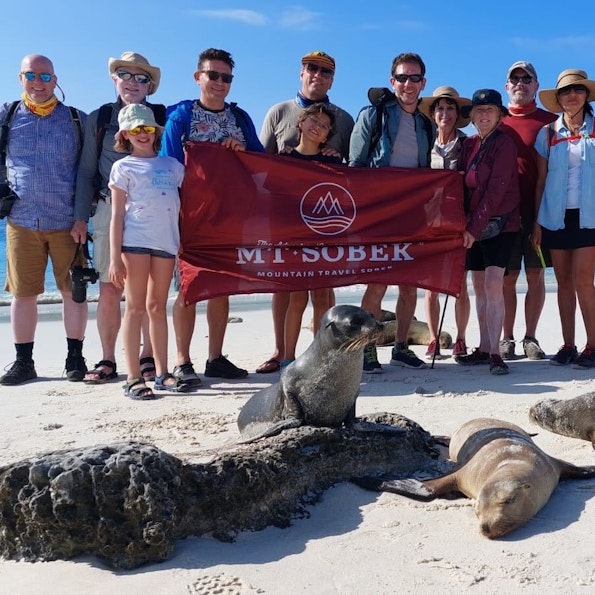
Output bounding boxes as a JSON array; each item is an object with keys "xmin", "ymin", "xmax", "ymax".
[{"xmin": 22, "ymin": 92, "xmax": 59, "ymax": 117}]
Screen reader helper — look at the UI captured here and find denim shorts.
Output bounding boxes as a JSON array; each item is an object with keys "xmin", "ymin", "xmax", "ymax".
[{"xmin": 121, "ymin": 246, "xmax": 176, "ymax": 259}]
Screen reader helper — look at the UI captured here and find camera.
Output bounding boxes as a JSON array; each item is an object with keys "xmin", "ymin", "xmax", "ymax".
[
  {"xmin": 70, "ymin": 240, "xmax": 98, "ymax": 303},
  {"xmin": 0, "ymin": 181, "xmax": 18, "ymax": 219}
]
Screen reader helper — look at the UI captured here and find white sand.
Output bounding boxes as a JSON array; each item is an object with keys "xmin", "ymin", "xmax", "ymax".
[{"xmin": 0, "ymin": 290, "xmax": 594, "ymax": 594}]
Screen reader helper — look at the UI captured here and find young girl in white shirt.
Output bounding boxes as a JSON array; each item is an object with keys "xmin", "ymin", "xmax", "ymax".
[{"xmin": 109, "ymin": 103, "xmax": 188, "ymax": 398}]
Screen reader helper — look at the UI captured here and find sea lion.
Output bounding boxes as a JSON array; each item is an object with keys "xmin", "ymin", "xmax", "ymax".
[
  {"xmin": 354, "ymin": 418, "xmax": 595, "ymax": 538},
  {"xmin": 377, "ymin": 315, "xmax": 452, "ymax": 348},
  {"xmin": 238, "ymin": 305, "xmax": 383, "ymax": 443},
  {"xmin": 529, "ymin": 392, "xmax": 595, "ymax": 448}
]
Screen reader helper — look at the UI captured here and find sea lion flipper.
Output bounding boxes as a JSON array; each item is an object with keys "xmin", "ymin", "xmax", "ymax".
[
  {"xmin": 557, "ymin": 461, "xmax": 595, "ymax": 479},
  {"xmin": 353, "ymin": 477, "xmax": 438, "ymax": 501},
  {"xmin": 238, "ymin": 418, "xmax": 303, "ymax": 444}
]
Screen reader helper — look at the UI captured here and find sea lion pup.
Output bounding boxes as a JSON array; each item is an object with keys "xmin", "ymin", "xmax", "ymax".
[
  {"xmin": 238, "ymin": 305, "xmax": 383, "ymax": 443},
  {"xmin": 354, "ymin": 418, "xmax": 595, "ymax": 538},
  {"xmin": 529, "ymin": 392, "xmax": 595, "ymax": 448},
  {"xmin": 377, "ymin": 316, "xmax": 452, "ymax": 348}
]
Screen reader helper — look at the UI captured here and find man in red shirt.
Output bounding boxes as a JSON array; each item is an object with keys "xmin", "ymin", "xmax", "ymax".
[{"xmin": 499, "ymin": 61, "xmax": 556, "ymax": 360}]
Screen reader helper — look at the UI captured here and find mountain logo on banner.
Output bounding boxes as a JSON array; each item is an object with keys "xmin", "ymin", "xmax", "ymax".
[{"xmin": 300, "ymin": 182, "xmax": 356, "ymax": 236}]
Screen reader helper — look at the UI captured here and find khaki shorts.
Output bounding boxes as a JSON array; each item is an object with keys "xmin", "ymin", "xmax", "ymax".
[
  {"xmin": 90, "ymin": 198, "xmax": 111, "ymax": 283},
  {"xmin": 5, "ymin": 222, "xmax": 78, "ymax": 297}
]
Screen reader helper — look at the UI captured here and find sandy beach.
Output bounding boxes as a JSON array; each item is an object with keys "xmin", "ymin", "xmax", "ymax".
[{"xmin": 0, "ymin": 288, "xmax": 593, "ymax": 594}]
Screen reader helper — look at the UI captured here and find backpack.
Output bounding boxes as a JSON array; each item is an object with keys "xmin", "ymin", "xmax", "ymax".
[{"xmin": 366, "ymin": 87, "xmax": 433, "ymax": 164}]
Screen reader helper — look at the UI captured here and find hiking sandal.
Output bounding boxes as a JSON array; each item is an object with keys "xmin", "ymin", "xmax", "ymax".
[
  {"xmin": 84, "ymin": 360, "xmax": 118, "ymax": 384},
  {"xmin": 123, "ymin": 377, "xmax": 155, "ymax": 400},
  {"xmin": 139, "ymin": 356, "xmax": 156, "ymax": 381},
  {"xmin": 154, "ymin": 373, "xmax": 191, "ymax": 393}
]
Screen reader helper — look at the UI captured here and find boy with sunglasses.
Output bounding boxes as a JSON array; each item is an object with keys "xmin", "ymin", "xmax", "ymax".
[
  {"xmin": 0, "ymin": 54, "xmax": 88, "ymax": 385},
  {"xmin": 349, "ymin": 52, "xmax": 434, "ymax": 373},
  {"xmin": 73, "ymin": 51, "xmax": 165, "ymax": 386},
  {"xmin": 161, "ymin": 48, "xmax": 264, "ymax": 385}
]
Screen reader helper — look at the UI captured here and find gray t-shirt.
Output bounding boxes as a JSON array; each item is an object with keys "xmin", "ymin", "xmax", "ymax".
[{"xmin": 389, "ymin": 110, "xmax": 418, "ymax": 168}]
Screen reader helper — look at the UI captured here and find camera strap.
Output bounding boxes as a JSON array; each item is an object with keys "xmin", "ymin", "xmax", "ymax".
[{"xmin": 0, "ymin": 101, "xmax": 20, "ymax": 178}]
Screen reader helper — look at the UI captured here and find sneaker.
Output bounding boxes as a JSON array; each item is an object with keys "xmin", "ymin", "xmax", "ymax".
[
  {"xmin": 455, "ymin": 348, "xmax": 490, "ymax": 366},
  {"xmin": 0, "ymin": 359, "xmax": 37, "ymax": 385},
  {"xmin": 363, "ymin": 343, "xmax": 383, "ymax": 374},
  {"xmin": 173, "ymin": 361, "xmax": 202, "ymax": 387},
  {"xmin": 572, "ymin": 345, "xmax": 595, "ymax": 369},
  {"xmin": 425, "ymin": 339, "xmax": 444, "ymax": 360},
  {"xmin": 390, "ymin": 343, "xmax": 427, "ymax": 369},
  {"xmin": 550, "ymin": 344, "xmax": 578, "ymax": 366},
  {"xmin": 452, "ymin": 339, "xmax": 467, "ymax": 357},
  {"xmin": 65, "ymin": 353, "xmax": 87, "ymax": 382},
  {"xmin": 499, "ymin": 338, "xmax": 516, "ymax": 360},
  {"xmin": 204, "ymin": 356, "xmax": 248, "ymax": 379},
  {"xmin": 522, "ymin": 337, "xmax": 546, "ymax": 360},
  {"xmin": 489, "ymin": 353, "xmax": 509, "ymax": 375}
]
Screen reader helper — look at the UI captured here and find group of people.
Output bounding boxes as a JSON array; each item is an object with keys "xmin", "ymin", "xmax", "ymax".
[{"xmin": 0, "ymin": 48, "xmax": 593, "ymax": 397}]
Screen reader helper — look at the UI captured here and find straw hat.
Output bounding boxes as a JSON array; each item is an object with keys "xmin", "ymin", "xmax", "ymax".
[
  {"xmin": 539, "ymin": 69, "xmax": 595, "ymax": 113},
  {"xmin": 108, "ymin": 51, "xmax": 161, "ymax": 95},
  {"xmin": 418, "ymin": 86, "xmax": 472, "ymax": 128}
]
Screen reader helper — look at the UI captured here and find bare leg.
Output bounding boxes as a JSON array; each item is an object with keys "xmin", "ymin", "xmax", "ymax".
[
  {"xmin": 424, "ymin": 290, "xmax": 440, "ymax": 342},
  {"xmin": 483, "ymin": 266, "xmax": 506, "ymax": 354},
  {"xmin": 284, "ymin": 291, "xmax": 309, "ymax": 361},
  {"xmin": 502, "ymin": 269, "xmax": 520, "ymax": 339},
  {"xmin": 206, "ymin": 296, "xmax": 229, "ymax": 361},
  {"xmin": 573, "ymin": 246, "xmax": 595, "ymax": 346},
  {"xmin": 472, "ymin": 271, "xmax": 489, "ymax": 353},
  {"xmin": 395, "ymin": 285, "xmax": 416, "ymax": 344},
  {"xmin": 524, "ymin": 267, "xmax": 546, "ymax": 339},
  {"xmin": 173, "ymin": 291, "xmax": 196, "ymax": 365},
  {"xmin": 361, "ymin": 283, "xmax": 387, "ymax": 320},
  {"xmin": 551, "ymin": 249, "xmax": 576, "ymax": 346},
  {"xmin": 454, "ymin": 275, "xmax": 470, "ymax": 342},
  {"xmin": 61, "ymin": 290, "xmax": 88, "ymax": 340},
  {"xmin": 11, "ymin": 296, "xmax": 38, "ymax": 343}
]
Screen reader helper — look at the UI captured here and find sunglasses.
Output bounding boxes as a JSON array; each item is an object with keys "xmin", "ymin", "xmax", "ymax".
[
  {"xmin": 21, "ymin": 71, "xmax": 53, "ymax": 83},
  {"xmin": 509, "ymin": 75, "xmax": 533, "ymax": 85},
  {"xmin": 128, "ymin": 125, "xmax": 156, "ymax": 136},
  {"xmin": 305, "ymin": 63, "xmax": 335, "ymax": 79},
  {"xmin": 199, "ymin": 70, "xmax": 234, "ymax": 84},
  {"xmin": 393, "ymin": 74, "xmax": 424, "ymax": 83},
  {"xmin": 116, "ymin": 70, "xmax": 151, "ymax": 84},
  {"xmin": 558, "ymin": 85, "xmax": 588, "ymax": 96},
  {"xmin": 306, "ymin": 115, "xmax": 331, "ymax": 132}
]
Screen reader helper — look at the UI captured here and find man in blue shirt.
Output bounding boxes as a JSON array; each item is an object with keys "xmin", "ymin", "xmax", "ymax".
[{"xmin": 0, "ymin": 54, "xmax": 87, "ymax": 385}]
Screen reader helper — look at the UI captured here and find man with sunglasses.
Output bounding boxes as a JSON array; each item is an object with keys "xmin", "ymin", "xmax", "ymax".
[
  {"xmin": 256, "ymin": 50, "xmax": 354, "ymax": 374},
  {"xmin": 349, "ymin": 52, "xmax": 433, "ymax": 373},
  {"xmin": 499, "ymin": 61, "xmax": 556, "ymax": 361},
  {"xmin": 161, "ymin": 48, "xmax": 264, "ymax": 384},
  {"xmin": 74, "ymin": 51, "xmax": 164, "ymax": 385},
  {"xmin": 0, "ymin": 54, "xmax": 88, "ymax": 385}
]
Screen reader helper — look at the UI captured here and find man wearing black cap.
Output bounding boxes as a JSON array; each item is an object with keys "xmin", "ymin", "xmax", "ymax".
[
  {"xmin": 256, "ymin": 50, "xmax": 354, "ymax": 374},
  {"xmin": 499, "ymin": 61, "xmax": 556, "ymax": 361}
]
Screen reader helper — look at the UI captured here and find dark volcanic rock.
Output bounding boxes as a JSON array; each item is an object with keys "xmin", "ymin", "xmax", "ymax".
[{"xmin": 0, "ymin": 413, "xmax": 440, "ymax": 569}]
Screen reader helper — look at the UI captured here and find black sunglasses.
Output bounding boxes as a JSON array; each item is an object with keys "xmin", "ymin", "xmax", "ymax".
[
  {"xmin": 393, "ymin": 74, "xmax": 424, "ymax": 83},
  {"xmin": 305, "ymin": 63, "xmax": 334, "ymax": 78},
  {"xmin": 509, "ymin": 75, "xmax": 533, "ymax": 85},
  {"xmin": 558, "ymin": 84, "xmax": 588, "ymax": 96},
  {"xmin": 199, "ymin": 70, "xmax": 234, "ymax": 84}
]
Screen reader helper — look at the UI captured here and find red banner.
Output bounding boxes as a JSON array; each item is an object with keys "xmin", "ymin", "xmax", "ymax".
[{"xmin": 179, "ymin": 142, "xmax": 466, "ymax": 304}]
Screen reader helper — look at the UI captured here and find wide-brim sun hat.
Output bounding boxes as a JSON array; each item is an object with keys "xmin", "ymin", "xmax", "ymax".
[
  {"xmin": 418, "ymin": 86, "xmax": 472, "ymax": 128},
  {"xmin": 114, "ymin": 103, "xmax": 163, "ymax": 140},
  {"xmin": 460, "ymin": 89, "xmax": 509, "ymax": 118},
  {"xmin": 108, "ymin": 51, "xmax": 161, "ymax": 95},
  {"xmin": 539, "ymin": 69, "xmax": 595, "ymax": 113}
]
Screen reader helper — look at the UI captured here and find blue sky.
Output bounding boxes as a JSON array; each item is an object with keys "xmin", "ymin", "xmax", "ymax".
[{"xmin": 2, "ymin": 1, "xmax": 594, "ymax": 131}]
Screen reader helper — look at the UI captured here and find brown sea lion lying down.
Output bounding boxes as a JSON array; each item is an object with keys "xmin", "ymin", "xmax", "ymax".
[
  {"xmin": 377, "ymin": 312, "xmax": 452, "ymax": 348},
  {"xmin": 354, "ymin": 418, "xmax": 595, "ymax": 538},
  {"xmin": 529, "ymin": 392, "xmax": 595, "ymax": 448}
]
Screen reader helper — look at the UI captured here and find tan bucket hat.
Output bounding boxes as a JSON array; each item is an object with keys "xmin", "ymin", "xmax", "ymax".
[
  {"xmin": 108, "ymin": 51, "xmax": 161, "ymax": 95},
  {"xmin": 539, "ymin": 69, "xmax": 595, "ymax": 113},
  {"xmin": 418, "ymin": 86, "xmax": 472, "ymax": 128}
]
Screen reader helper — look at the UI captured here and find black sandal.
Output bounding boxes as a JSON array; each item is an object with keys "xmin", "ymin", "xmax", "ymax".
[
  {"xmin": 154, "ymin": 373, "xmax": 191, "ymax": 393},
  {"xmin": 123, "ymin": 378, "xmax": 155, "ymax": 400},
  {"xmin": 84, "ymin": 360, "xmax": 118, "ymax": 384},
  {"xmin": 139, "ymin": 356, "xmax": 156, "ymax": 381}
]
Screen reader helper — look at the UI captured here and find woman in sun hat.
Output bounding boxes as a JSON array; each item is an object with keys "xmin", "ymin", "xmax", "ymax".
[
  {"xmin": 455, "ymin": 89, "xmax": 520, "ymax": 376},
  {"xmin": 418, "ymin": 86, "xmax": 472, "ymax": 361},
  {"xmin": 533, "ymin": 69, "xmax": 595, "ymax": 369}
]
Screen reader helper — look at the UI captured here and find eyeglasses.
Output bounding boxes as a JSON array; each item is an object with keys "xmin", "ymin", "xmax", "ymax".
[
  {"xmin": 306, "ymin": 115, "xmax": 331, "ymax": 132},
  {"xmin": 115, "ymin": 70, "xmax": 151, "ymax": 84},
  {"xmin": 305, "ymin": 63, "xmax": 334, "ymax": 79},
  {"xmin": 558, "ymin": 85, "xmax": 588, "ymax": 96},
  {"xmin": 128, "ymin": 125, "xmax": 156, "ymax": 136},
  {"xmin": 21, "ymin": 71, "xmax": 53, "ymax": 83},
  {"xmin": 199, "ymin": 70, "xmax": 234, "ymax": 84},
  {"xmin": 509, "ymin": 75, "xmax": 533, "ymax": 85},
  {"xmin": 393, "ymin": 74, "xmax": 424, "ymax": 83}
]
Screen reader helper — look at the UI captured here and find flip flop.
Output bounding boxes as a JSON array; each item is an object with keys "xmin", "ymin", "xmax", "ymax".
[
  {"xmin": 256, "ymin": 358, "xmax": 281, "ymax": 373},
  {"xmin": 84, "ymin": 360, "xmax": 118, "ymax": 384}
]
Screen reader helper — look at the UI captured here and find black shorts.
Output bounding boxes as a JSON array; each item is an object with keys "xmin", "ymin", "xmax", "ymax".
[
  {"xmin": 466, "ymin": 232, "xmax": 517, "ymax": 271},
  {"xmin": 507, "ymin": 223, "xmax": 552, "ymax": 270},
  {"xmin": 541, "ymin": 209, "xmax": 595, "ymax": 250}
]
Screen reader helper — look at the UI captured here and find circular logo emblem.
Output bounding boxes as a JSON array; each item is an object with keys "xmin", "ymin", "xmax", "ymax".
[{"xmin": 300, "ymin": 182, "xmax": 356, "ymax": 236}]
